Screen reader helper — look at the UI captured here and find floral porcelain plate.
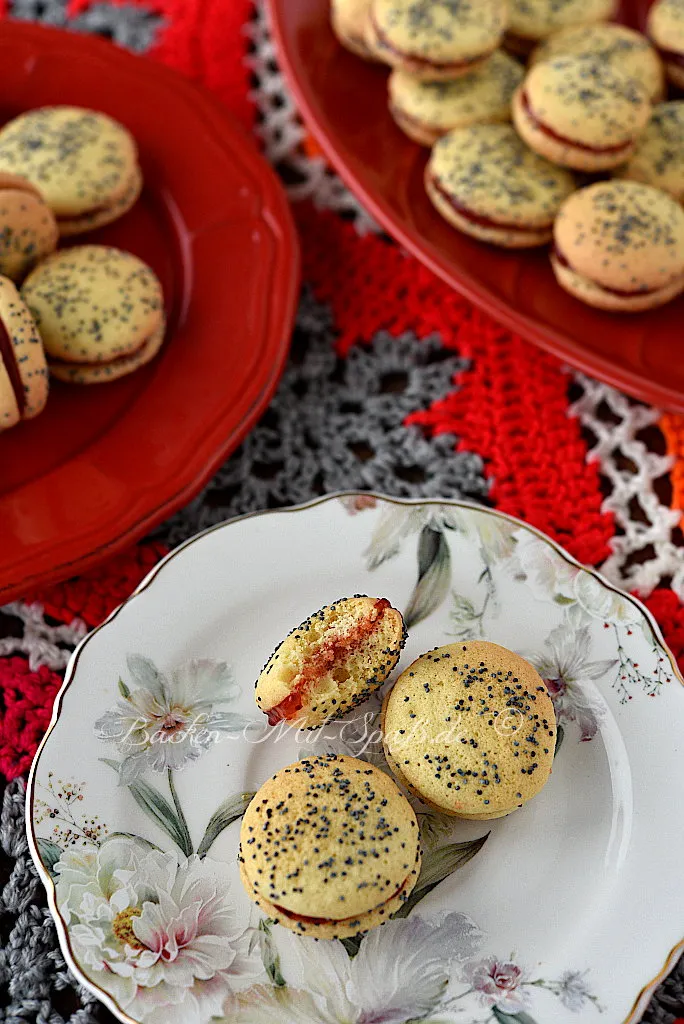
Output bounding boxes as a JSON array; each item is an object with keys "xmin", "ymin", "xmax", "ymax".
[{"xmin": 27, "ymin": 493, "xmax": 684, "ymax": 1024}]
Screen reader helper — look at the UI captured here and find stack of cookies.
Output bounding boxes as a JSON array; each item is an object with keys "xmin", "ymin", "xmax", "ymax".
[
  {"xmin": 240, "ymin": 596, "xmax": 557, "ymax": 940},
  {"xmin": 332, "ymin": 0, "xmax": 684, "ymax": 314},
  {"xmin": 0, "ymin": 106, "xmax": 165, "ymax": 434}
]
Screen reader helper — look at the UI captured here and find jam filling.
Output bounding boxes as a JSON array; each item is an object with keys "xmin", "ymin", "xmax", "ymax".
[
  {"xmin": 521, "ymin": 90, "xmax": 634, "ymax": 155},
  {"xmin": 656, "ymin": 46, "xmax": 684, "ymax": 68},
  {"xmin": 0, "ymin": 317, "xmax": 24, "ymax": 414},
  {"xmin": 50, "ymin": 333, "xmax": 154, "ymax": 372},
  {"xmin": 371, "ymin": 16, "xmax": 490, "ymax": 71},
  {"xmin": 273, "ymin": 872, "xmax": 410, "ymax": 925},
  {"xmin": 266, "ymin": 598, "xmax": 390, "ymax": 725},
  {"xmin": 553, "ymin": 244, "xmax": 663, "ymax": 297},
  {"xmin": 430, "ymin": 174, "xmax": 550, "ymax": 234}
]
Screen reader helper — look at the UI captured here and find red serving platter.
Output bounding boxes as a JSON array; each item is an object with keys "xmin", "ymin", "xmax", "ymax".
[
  {"xmin": 0, "ymin": 22, "xmax": 300, "ymax": 603},
  {"xmin": 268, "ymin": 0, "xmax": 684, "ymax": 410}
]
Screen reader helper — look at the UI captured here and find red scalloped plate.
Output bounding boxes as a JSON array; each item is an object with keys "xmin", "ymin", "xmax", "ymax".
[
  {"xmin": 268, "ymin": 0, "xmax": 684, "ymax": 410},
  {"xmin": 0, "ymin": 22, "xmax": 299, "ymax": 603}
]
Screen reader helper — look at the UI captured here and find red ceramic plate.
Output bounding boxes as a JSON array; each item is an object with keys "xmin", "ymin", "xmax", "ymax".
[
  {"xmin": 0, "ymin": 22, "xmax": 299, "ymax": 603},
  {"xmin": 269, "ymin": 0, "xmax": 684, "ymax": 411}
]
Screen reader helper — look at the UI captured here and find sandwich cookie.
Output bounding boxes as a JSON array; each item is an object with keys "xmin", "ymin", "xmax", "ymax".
[
  {"xmin": 382, "ymin": 642, "xmax": 556, "ymax": 820},
  {"xmin": 367, "ymin": 0, "xmax": 508, "ymax": 80},
  {"xmin": 331, "ymin": 0, "xmax": 375, "ymax": 58},
  {"xmin": 21, "ymin": 245, "xmax": 165, "ymax": 384},
  {"xmin": 238, "ymin": 754, "xmax": 421, "ymax": 939},
  {"xmin": 513, "ymin": 56, "xmax": 651, "ymax": 172},
  {"xmin": 530, "ymin": 23, "xmax": 665, "ymax": 103},
  {"xmin": 648, "ymin": 0, "xmax": 684, "ymax": 90},
  {"xmin": 0, "ymin": 107, "xmax": 142, "ymax": 236},
  {"xmin": 425, "ymin": 123, "xmax": 576, "ymax": 248},
  {"xmin": 552, "ymin": 180, "xmax": 684, "ymax": 312},
  {"xmin": 389, "ymin": 52, "xmax": 524, "ymax": 146},
  {"xmin": 505, "ymin": 0, "xmax": 618, "ymax": 56},
  {"xmin": 255, "ymin": 595, "xmax": 406, "ymax": 729},
  {"xmin": 0, "ymin": 275, "xmax": 48, "ymax": 432},
  {"xmin": 0, "ymin": 174, "xmax": 58, "ymax": 281},
  {"xmin": 616, "ymin": 103, "xmax": 684, "ymax": 204}
]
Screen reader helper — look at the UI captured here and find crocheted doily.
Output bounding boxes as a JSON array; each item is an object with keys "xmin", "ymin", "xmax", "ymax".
[{"xmin": 1, "ymin": 2, "xmax": 684, "ymax": 1022}]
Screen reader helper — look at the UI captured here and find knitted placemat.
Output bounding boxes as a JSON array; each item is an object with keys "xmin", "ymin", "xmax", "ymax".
[{"xmin": 1, "ymin": 2, "xmax": 684, "ymax": 1022}]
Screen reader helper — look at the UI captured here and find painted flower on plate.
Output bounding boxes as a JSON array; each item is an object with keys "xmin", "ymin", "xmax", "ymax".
[
  {"xmin": 527, "ymin": 621, "xmax": 615, "ymax": 741},
  {"xmin": 55, "ymin": 836, "xmax": 259, "ymax": 1024},
  {"xmin": 94, "ymin": 655, "xmax": 257, "ymax": 783},
  {"xmin": 511, "ymin": 531, "xmax": 639, "ymax": 625},
  {"xmin": 462, "ymin": 956, "xmax": 529, "ymax": 1014},
  {"xmin": 554, "ymin": 969, "xmax": 598, "ymax": 1011},
  {"xmin": 225, "ymin": 912, "xmax": 483, "ymax": 1024}
]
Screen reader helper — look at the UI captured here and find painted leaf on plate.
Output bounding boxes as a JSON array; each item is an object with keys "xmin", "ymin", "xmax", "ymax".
[
  {"xmin": 36, "ymin": 838, "xmax": 62, "ymax": 877},
  {"xmin": 404, "ymin": 525, "xmax": 451, "ymax": 628},
  {"xmin": 393, "ymin": 833, "xmax": 489, "ymax": 919},
  {"xmin": 197, "ymin": 792, "xmax": 255, "ymax": 858}
]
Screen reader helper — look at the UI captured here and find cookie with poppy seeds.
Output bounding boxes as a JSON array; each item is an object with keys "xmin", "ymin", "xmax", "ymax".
[
  {"xmin": 551, "ymin": 180, "xmax": 684, "ymax": 312},
  {"xmin": 238, "ymin": 754, "xmax": 421, "ymax": 939},
  {"xmin": 0, "ymin": 274, "xmax": 48, "ymax": 432},
  {"xmin": 505, "ymin": 0, "xmax": 617, "ymax": 57},
  {"xmin": 332, "ymin": 0, "xmax": 376, "ymax": 59},
  {"xmin": 0, "ymin": 107, "xmax": 142, "ymax": 237},
  {"xmin": 616, "ymin": 103, "xmax": 684, "ymax": 204},
  {"xmin": 512, "ymin": 56, "xmax": 651, "ymax": 173},
  {"xmin": 382, "ymin": 641, "xmax": 556, "ymax": 820},
  {"xmin": 367, "ymin": 0, "xmax": 508, "ymax": 81},
  {"xmin": 389, "ymin": 52, "xmax": 524, "ymax": 147},
  {"xmin": 21, "ymin": 245, "xmax": 165, "ymax": 384},
  {"xmin": 529, "ymin": 23, "xmax": 665, "ymax": 103},
  {"xmin": 0, "ymin": 173, "xmax": 58, "ymax": 281},
  {"xmin": 255, "ymin": 596, "xmax": 406, "ymax": 729},
  {"xmin": 648, "ymin": 0, "xmax": 684, "ymax": 90}
]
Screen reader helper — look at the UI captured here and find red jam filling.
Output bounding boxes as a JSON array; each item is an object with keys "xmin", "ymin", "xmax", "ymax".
[
  {"xmin": 371, "ymin": 16, "xmax": 490, "ymax": 71},
  {"xmin": 0, "ymin": 316, "xmax": 24, "ymax": 413},
  {"xmin": 656, "ymin": 46, "xmax": 684, "ymax": 68},
  {"xmin": 553, "ymin": 244, "xmax": 662, "ymax": 297},
  {"xmin": 273, "ymin": 872, "xmax": 410, "ymax": 925},
  {"xmin": 521, "ymin": 90, "xmax": 634, "ymax": 155},
  {"xmin": 430, "ymin": 174, "xmax": 550, "ymax": 234},
  {"xmin": 266, "ymin": 598, "xmax": 390, "ymax": 725}
]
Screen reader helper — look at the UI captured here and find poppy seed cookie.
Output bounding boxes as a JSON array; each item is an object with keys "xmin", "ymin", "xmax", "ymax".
[
  {"xmin": 616, "ymin": 103, "xmax": 684, "ymax": 204},
  {"xmin": 21, "ymin": 245, "xmax": 165, "ymax": 384},
  {"xmin": 367, "ymin": 0, "xmax": 508, "ymax": 80},
  {"xmin": 505, "ymin": 0, "xmax": 618, "ymax": 56},
  {"xmin": 552, "ymin": 180, "xmax": 684, "ymax": 312},
  {"xmin": 389, "ymin": 52, "xmax": 524, "ymax": 147},
  {"xmin": 332, "ymin": 0, "xmax": 375, "ymax": 59},
  {"xmin": 0, "ymin": 275, "xmax": 48, "ymax": 431},
  {"xmin": 425, "ymin": 124, "xmax": 575, "ymax": 248},
  {"xmin": 648, "ymin": 0, "xmax": 684, "ymax": 90},
  {"xmin": 0, "ymin": 107, "xmax": 141, "ymax": 236},
  {"xmin": 255, "ymin": 596, "xmax": 406, "ymax": 729},
  {"xmin": 382, "ymin": 642, "xmax": 556, "ymax": 820},
  {"xmin": 513, "ymin": 57, "xmax": 652, "ymax": 172},
  {"xmin": 0, "ymin": 173, "xmax": 58, "ymax": 281},
  {"xmin": 530, "ymin": 23, "xmax": 665, "ymax": 103},
  {"xmin": 238, "ymin": 754, "xmax": 421, "ymax": 939}
]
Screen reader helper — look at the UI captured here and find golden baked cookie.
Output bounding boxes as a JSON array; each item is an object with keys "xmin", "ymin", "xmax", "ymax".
[
  {"xmin": 21, "ymin": 245, "xmax": 165, "ymax": 384},
  {"xmin": 648, "ymin": 0, "xmax": 684, "ymax": 90},
  {"xmin": 552, "ymin": 180, "xmax": 684, "ymax": 312},
  {"xmin": 616, "ymin": 102, "xmax": 684, "ymax": 204},
  {"xmin": 367, "ymin": 0, "xmax": 508, "ymax": 80},
  {"xmin": 513, "ymin": 56, "xmax": 651, "ymax": 172},
  {"xmin": 238, "ymin": 754, "xmax": 421, "ymax": 938},
  {"xmin": 382, "ymin": 641, "xmax": 556, "ymax": 819},
  {"xmin": 0, "ymin": 107, "xmax": 141, "ymax": 236},
  {"xmin": 505, "ymin": 0, "xmax": 618, "ymax": 55},
  {"xmin": 331, "ymin": 0, "xmax": 375, "ymax": 58},
  {"xmin": 0, "ymin": 275, "xmax": 48, "ymax": 431},
  {"xmin": 0, "ymin": 173, "xmax": 58, "ymax": 281},
  {"xmin": 425, "ymin": 123, "xmax": 575, "ymax": 248},
  {"xmin": 530, "ymin": 23, "xmax": 665, "ymax": 102},
  {"xmin": 389, "ymin": 52, "xmax": 524, "ymax": 146},
  {"xmin": 255, "ymin": 595, "xmax": 406, "ymax": 729}
]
